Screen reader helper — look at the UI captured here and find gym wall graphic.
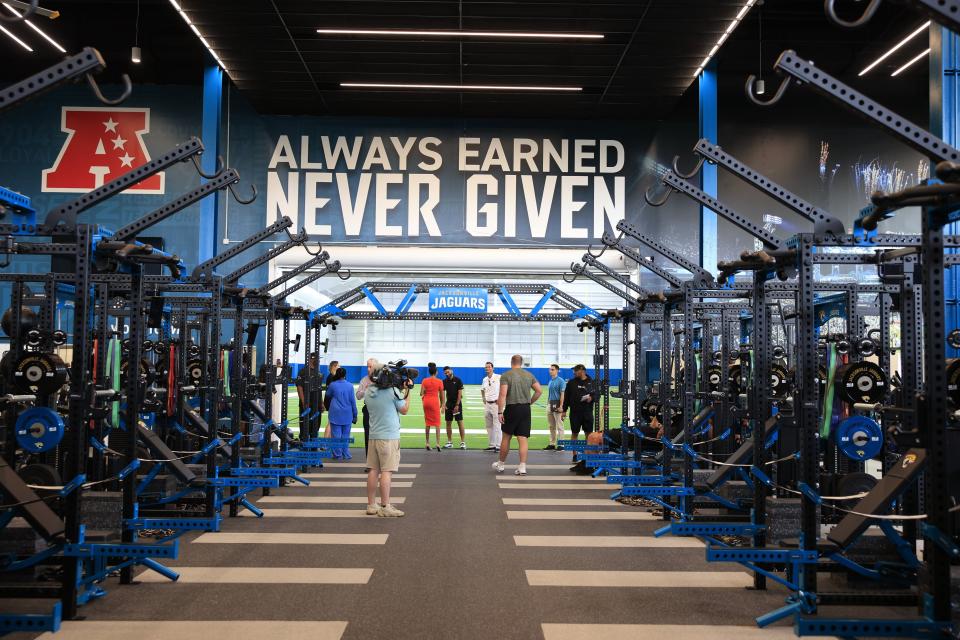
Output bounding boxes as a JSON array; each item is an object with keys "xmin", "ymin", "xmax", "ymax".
[{"xmin": 233, "ymin": 114, "xmax": 658, "ymax": 248}]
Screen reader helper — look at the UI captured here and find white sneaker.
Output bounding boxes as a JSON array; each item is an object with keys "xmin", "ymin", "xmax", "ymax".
[
  {"xmin": 492, "ymin": 460, "xmax": 505, "ymax": 473},
  {"xmin": 515, "ymin": 465, "xmax": 527, "ymax": 476},
  {"xmin": 366, "ymin": 504, "xmax": 379, "ymax": 516},
  {"xmin": 443, "ymin": 442, "xmax": 453, "ymax": 449},
  {"xmin": 378, "ymin": 504, "xmax": 405, "ymax": 517},
  {"xmin": 459, "ymin": 442, "xmax": 467, "ymax": 450}
]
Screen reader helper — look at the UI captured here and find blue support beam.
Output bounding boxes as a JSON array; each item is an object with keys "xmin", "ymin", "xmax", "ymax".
[
  {"xmin": 200, "ymin": 62, "xmax": 223, "ymax": 264},
  {"xmin": 361, "ymin": 286, "xmax": 388, "ymax": 316},
  {"xmin": 932, "ymin": 26, "xmax": 960, "ymax": 357},
  {"xmin": 699, "ymin": 60, "xmax": 718, "ymax": 275}
]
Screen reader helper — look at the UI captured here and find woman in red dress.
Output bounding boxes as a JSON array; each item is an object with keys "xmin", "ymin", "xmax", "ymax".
[{"xmin": 420, "ymin": 363, "xmax": 445, "ymax": 451}]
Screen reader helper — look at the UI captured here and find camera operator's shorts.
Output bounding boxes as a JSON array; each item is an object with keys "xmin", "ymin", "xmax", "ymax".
[
  {"xmin": 502, "ymin": 403, "xmax": 532, "ymax": 438},
  {"xmin": 366, "ymin": 439, "xmax": 401, "ymax": 473},
  {"xmin": 444, "ymin": 405, "xmax": 463, "ymax": 422}
]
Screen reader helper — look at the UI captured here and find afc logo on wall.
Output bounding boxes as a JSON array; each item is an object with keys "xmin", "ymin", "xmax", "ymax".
[{"xmin": 41, "ymin": 107, "xmax": 165, "ymax": 194}]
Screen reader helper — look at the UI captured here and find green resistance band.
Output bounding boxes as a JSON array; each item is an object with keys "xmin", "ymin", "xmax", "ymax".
[
  {"xmin": 109, "ymin": 337, "xmax": 120, "ymax": 428},
  {"xmin": 223, "ymin": 350, "xmax": 231, "ymax": 397},
  {"xmin": 820, "ymin": 343, "xmax": 838, "ymax": 438}
]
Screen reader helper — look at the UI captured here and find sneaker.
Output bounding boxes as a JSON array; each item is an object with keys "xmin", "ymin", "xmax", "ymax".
[
  {"xmin": 443, "ymin": 442, "xmax": 453, "ymax": 449},
  {"xmin": 366, "ymin": 504, "xmax": 379, "ymax": 516},
  {"xmin": 543, "ymin": 444, "xmax": 556, "ymax": 450},
  {"xmin": 425, "ymin": 444, "xmax": 431, "ymax": 450},
  {"xmin": 435, "ymin": 445, "xmax": 442, "ymax": 452},
  {"xmin": 556, "ymin": 445, "xmax": 565, "ymax": 451},
  {"xmin": 494, "ymin": 446, "xmax": 500, "ymax": 452},
  {"xmin": 492, "ymin": 460, "xmax": 505, "ymax": 473},
  {"xmin": 459, "ymin": 442, "xmax": 467, "ymax": 450},
  {"xmin": 515, "ymin": 465, "xmax": 527, "ymax": 476},
  {"xmin": 378, "ymin": 504, "xmax": 405, "ymax": 517},
  {"xmin": 483, "ymin": 446, "xmax": 496, "ymax": 451}
]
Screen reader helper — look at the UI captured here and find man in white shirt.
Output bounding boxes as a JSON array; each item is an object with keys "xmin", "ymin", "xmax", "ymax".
[{"xmin": 480, "ymin": 361, "xmax": 501, "ymax": 451}]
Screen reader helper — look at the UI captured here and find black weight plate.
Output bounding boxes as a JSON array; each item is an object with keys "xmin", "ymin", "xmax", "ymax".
[
  {"xmin": 186, "ymin": 359, "xmax": 204, "ymax": 383},
  {"xmin": 728, "ymin": 364, "xmax": 743, "ymax": 395},
  {"xmin": 18, "ymin": 463, "xmax": 61, "ymax": 489},
  {"xmin": 834, "ymin": 472, "xmax": 878, "ymax": 513},
  {"xmin": 1, "ymin": 306, "xmax": 37, "ymax": 338},
  {"xmin": 835, "ymin": 361, "xmax": 888, "ymax": 405},
  {"xmin": 949, "ymin": 329, "xmax": 960, "ymax": 351},
  {"xmin": 947, "ymin": 359, "xmax": 960, "ymax": 409},
  {"xmin": 770, "ymin": 363, "xmax": 792, "ymax": 398},
  {"xmin": 12, "ymin": 353, "xmax": 68, "ymax": 395},
  {"xmin": 120, "ymin": 358, "xmax": 151, "ymax": 388},
  {"xmin": 706, "ymin": 365, "xmax": 723, "ymax": 392}
]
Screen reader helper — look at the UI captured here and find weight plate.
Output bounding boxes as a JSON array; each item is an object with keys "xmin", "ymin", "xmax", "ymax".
[
  {"xmin": 856, "ymin": 337, "xmax": 876, "ymax": 357},
  {"xmin": 153, "ymin": 341, "xmax": 167, "ymax": 355},
  {"xmin": 186, "ymin": 359, "xmax": 204, "ymax": 383},
  {"xmin": 770, "ymin": 363, "xmax": 791, "ymax": 398},
  {"xmin": 728, "ymin": 364, "xmax": 744, "ymax": 395},
  {"xmin": 640, "ymin": 397, "xmax": 661, "ymax": 423},
  {"xmin": 120, "ymin": 358, "xmax": 152, "ymax": 388},
  {"xmin": 25, "ymin": 330, "xmax": 41, "ymax": 346},
  {"xmin": 706, "ymin": 365, "xmax": 723, "ymax": 392},
  {"xmin": 12, "ymin": 353, "xmax": 68, "ymax": 395},
  {"xmin": 947, "ymin": 359, "xmax": 960, "ymax": 409},
  {"xmin": 187, "ymin": 342, "xmax": 201, "ymax": 357},
  {"xmin": 51, "ymin": 330, "xmax": 66, "ymax": 346},
  {"xmin": 834, "ymin": 472, "xmax": 878, "ymax": 512},
  {"xmin": 772, "ymin": 345, "xmax": 786, "ymax": 360},
  {"xmin": 835, "ymin": 415, "xmax": 883, "ymax": 461},
  {"xmin": 836, "ymin": 339, "xmax": 851, "ymax": 355},
  {"xmin": 18, "ymin": 463, "xmax": 61, "ymax": 488},
  {"xmin": 949, "ymin": 329, "xmax": 960, "ymax": 350},
  {"xmin": 1, "ymin": 306, "xmax": 36, "ymax": 338},
  {"xmin": 835, "ymin": 361, "xmax": 888, "ymax": 404},
  {"xmin": 15, "ymin": 407, "xmax": 65, "ymax": 453}
]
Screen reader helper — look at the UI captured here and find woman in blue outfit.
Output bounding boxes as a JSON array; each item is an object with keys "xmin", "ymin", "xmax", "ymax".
[{"xmin": 326, "ymin": 368, "xmax": 358, "ymax": 460}]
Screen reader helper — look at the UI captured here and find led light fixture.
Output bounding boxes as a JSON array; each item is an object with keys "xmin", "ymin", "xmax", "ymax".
[
  {"xmin": 2, "ymin": 1, "xmax": 63, "ymax": 51},
  {"xmin": 891, "ymin": 47, "xmax": 930, "ymax": 77},
  {"xmin": 317, "ymin": 28, "xmax": 602, "ymax": 39},
  {"xmin": 859, "ymin": 21, "xmax": 930, "ymax": 76},
  {"xmin": 0, "ymin": 23, "xmax": 32, "ymax": 51},
  {"xmin": 168, "ymin": 0, "xmax": 227, "ymax": 71},
  {"xmin": 340, "ymin": 82, "xmax": 582, "ymax": 92},
  {"xmin": 693, "ymin": 0, "xmax": 760, "ymax": 78},
  {"xmin": 131, "ymin": 45, "xmax": 141, "ymax": 63}
]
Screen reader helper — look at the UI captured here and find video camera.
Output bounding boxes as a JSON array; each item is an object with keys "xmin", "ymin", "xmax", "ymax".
[{"xmin": 370, "ymin": 359, "xmax": 420, "ymax": 390}]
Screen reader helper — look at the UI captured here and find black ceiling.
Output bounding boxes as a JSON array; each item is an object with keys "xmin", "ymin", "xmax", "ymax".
[{"xmin": 0, "ymin": 0, "xmax": 932, "ymax": 120}]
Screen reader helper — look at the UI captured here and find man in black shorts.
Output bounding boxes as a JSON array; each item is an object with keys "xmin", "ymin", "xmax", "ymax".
[
  {"xmin": 493, "ymin": 355, "xmax": 542, "ymax": 476},
  {"xmin": 562, "ymin": 364, "xmax": 595, "ymax": 462},
  {"xmin": 442, "ymin": 366, "xmax": 466, "ymax": 449}
]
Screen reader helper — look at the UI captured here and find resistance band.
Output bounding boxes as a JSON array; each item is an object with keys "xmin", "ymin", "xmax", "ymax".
[
  {"xmin": 107, "ymin": 337, "xmax": 121, "ymax": 428},
  {"xmin": 222, "ymin": 349, "xmax": 231, "ymax": 397},
  {"xmin": 820, "ymin": 343, "xmax": 839, "ymax": 438}
]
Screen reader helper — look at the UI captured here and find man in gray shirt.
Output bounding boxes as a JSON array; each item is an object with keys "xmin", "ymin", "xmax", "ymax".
[{"xmin": 493, "ymin": 354, "xmax": 542, "ymax": 476}]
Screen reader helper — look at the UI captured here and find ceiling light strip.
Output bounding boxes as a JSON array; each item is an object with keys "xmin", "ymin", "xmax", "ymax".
[
  {"xmin": 891, "ymin": 47, "xmax": 930, "ymax": 76},
  {"xmin": 0, "ymin": 23, "xmax": 32, "ymax": 51},
  {"xmin": 2, "ymin": 2, "xmax": 64, "ymax": 51},
  {"xmin": 340, "ymin": 82, "xmax": 582, "ymax": 92},
  {"xmin": 317, "ymin": 28, "xmax": 603, "ymax": 39},
  {"xmin": 168, "ymin": 0, "xmax": 228, "ymax": 71},
  {"xmin": 693, "ymin": 0, "xmax": 759, "ymax": 78},
  {"xmin": 859, "ymin": 21, "xmax": 930, "ymax": 76}
]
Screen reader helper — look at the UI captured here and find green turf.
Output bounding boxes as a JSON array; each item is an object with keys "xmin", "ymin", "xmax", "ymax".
[{"xmin": 285, "ymin": 384, "xmax": 623, "ymax": 449}]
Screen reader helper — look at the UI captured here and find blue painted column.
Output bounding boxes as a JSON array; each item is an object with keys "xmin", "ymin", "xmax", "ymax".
[
  {"xmin": 199, "ymin": 61, "xmax": 223, "ymax": 264},
  {"xmin": 699, "ymin": 60, "xmax": 718, "ymax": 274},
  {"xmin": 931, "ymin": 26, "xmax": 959, "ymax": 355}
]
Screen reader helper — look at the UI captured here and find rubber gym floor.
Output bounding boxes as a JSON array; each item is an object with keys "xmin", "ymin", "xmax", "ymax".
[{"xmin": 19, "ymin": 448, "xmax": 916, "ymax": 639}]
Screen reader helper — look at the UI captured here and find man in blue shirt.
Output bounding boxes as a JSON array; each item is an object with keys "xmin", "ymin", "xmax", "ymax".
[
  {"xmin": 363, "ymin": 371, "xmax": 411, "ymax": 517},
  {"xmin": 545, "ymin": 364, "xmax": 566, "ymax": 451},
  {"xmin": 325, "ymin": 368, "xmax": 357, "ymax": 460}
]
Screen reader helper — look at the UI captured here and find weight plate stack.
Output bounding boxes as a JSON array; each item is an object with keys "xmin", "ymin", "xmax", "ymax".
[
  {"xmin": 835, "ymin": 361, "xmax": 888, "ymax": 404},
  {"xmin": 770, "ymin": 363, "xmax": 791, "ymax": 398}
]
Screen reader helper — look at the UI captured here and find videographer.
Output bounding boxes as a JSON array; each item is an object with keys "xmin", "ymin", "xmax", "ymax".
[{"xmin": 364, "ymin": 362, "xmax": 414, "ymax": 517}]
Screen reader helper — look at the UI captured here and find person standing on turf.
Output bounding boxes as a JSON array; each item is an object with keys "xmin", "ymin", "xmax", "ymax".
[
  {"xmin": 493, "ymin": 355, "xmax": 542, "ymax": 476},
  {"xmin": 326, "ymin": 368, "xmax": 357, "ymax": 460},
  {"xmin": 420, "ymin": 363, "xmax": 445, "ymax": 451},
  {"xmin": 321, "ymin": 360, "xmax": 340, "ymax": 439},
  {"xmin": 356, "ymin": 358, "xmax": 379, "ymax": 467},
  {"xmin": 364, "ymin": 366, "xmax": 411, "ymax": 517},
  {"xmin": 442, "ymin": 366, "xmax": 466, "ymax": 449},
  {"xmin": 545, "ymin": 364, "xmax": 566, "ymax": 451},
  {"xmin": 562, "ymin": 364, "xmax": 595, "ymax": 461},
  {"xmin": 296, "ymin": 353, "xmax": 323, "ymax": 442},
  {"xmin": 480, "ymin": 361, "xmax": 501, "ymax": 451}
]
